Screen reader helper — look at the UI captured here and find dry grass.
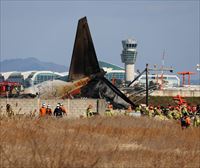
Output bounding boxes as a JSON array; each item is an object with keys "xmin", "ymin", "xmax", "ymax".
[{"xmin": 0, "ymin": 116, "xmax": 200, "ymax": 168}]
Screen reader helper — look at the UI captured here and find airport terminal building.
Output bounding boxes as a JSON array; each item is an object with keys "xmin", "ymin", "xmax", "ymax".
[{"xmin": 0, "ymin": 61, "xmax": 180, "ymax": 88}]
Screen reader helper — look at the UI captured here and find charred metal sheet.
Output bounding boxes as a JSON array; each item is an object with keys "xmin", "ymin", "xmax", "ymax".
[
  {"xmin": 68, "ymin": 17, "xmax": 101, "ymax": 81},
  {"xmin": 67, "ymin": 17, "xmax": 136, "ymax": 108},
  {"xmin": 100, "ymin": 77, "xmax": 136, "ymax": 108},
  {"xmin": 80, "ymin": 77, "xmax": 136, "ymax": 109}
]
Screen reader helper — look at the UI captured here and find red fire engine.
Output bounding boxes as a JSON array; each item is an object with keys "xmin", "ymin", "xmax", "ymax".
[{"xmin": 0, "ymin": 81, "xmax": 21, "ymax": 96}]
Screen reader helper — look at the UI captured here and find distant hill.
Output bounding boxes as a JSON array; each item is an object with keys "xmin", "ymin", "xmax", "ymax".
[{"xmin": 0, "ymin": 57, "xmax": 68, "ymax": 72}]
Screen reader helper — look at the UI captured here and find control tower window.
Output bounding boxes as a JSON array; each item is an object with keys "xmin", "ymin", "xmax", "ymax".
[{"xmin": 125, "ymin": 43, "xmax": 137, "ymax": 48}]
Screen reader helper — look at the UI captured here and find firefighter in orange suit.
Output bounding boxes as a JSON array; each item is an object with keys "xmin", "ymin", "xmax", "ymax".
[{"xmin": 39, "ymin": 103, "xmax": 46, "ymax": 117}]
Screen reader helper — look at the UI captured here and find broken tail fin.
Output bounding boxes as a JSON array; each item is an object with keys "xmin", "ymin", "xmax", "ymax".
[
  {"xmin": 68, "ymin": 17, "xmax": 101, "ymax": 81},
  {"xmin": 67, "ymin": 17, "xmax": 135, "ymax": 108}
]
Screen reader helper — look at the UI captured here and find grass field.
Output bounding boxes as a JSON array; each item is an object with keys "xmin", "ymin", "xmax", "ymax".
[{"xmin": 0, "ymin": 116, "xmax": 200, "ymax": 168}]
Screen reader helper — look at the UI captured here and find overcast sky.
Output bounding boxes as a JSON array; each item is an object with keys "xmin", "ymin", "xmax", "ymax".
[{"xmin": 1, "ymin": 0, "xmax": 199, "ymax": 78}]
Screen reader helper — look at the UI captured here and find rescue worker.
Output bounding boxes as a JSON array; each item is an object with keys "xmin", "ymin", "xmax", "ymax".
[
  {"xmin": 167, "ymin": 107, "xmax": 174, "ymax": 119},
  {"xmin": 133, "ymin": 105, "xmax": 142, "ymax": 117},
  {"xmin": 167, "ymin": 111, "xmax": 173, "ymax": 119},
  {"xmin": 46, "ymin": 104, "xmax": 52, "ymax": 116},
  {"xmin": 196, "ymin": 105, "xmax": 200, "ymax": 116},
  {"xmin": 185, "ymin": 114, "xmax": 191, "ymax": 128},
  {"xmin": 154, "ymin": 106, "xmax": 165, "ymax": 120},
  {"xmin": 60, "ymin": 103, "xmax": 67, "ymax": 116},
  {"xmin": 39, "ymin": 103, "xmax": 46, "ymax": 117},
  {"xmin": 86, "ymin": 104, "xmax": 93, "ymax": 117},
  {"xmin": 181, "ymin": 105, "xmax": 188, "ymax": 116},
  {"xmin": 193, "ymin": 115, "xmax": 200, "ymax": 127},
  {"xmin": 162, "ymin": 106, "xmax": 169, "ymax": 116},
  {"xmin": 144, "ymin": 106, "xmax": 149, "ymax": 116},
  {"xmin": 125, "ymin": 105, "xmax": 132, "ymax": 116},
  {"xmin": 180, "ymin": 113, "xmax": 191, "ymax": 129},
  {"xmin": 140, "ymin": 104, "xmax": 146, "ymax": 115},
  {"xmin": 148, "ymin": 105, "xmax": 154, "ymax": 117},
  {"xmin": 105, "ymin": 102, "xmax": 113, "ymax": 116},
  {"xmin": 135, "ymin": 105, "xmax": 141, "ymax": 113},
  {"xmin": 154, "ymin": 107, "xmax": 161, "ymax": 116},
  {"xmin": 191, "ymin": 106, "xmax": 197, "ymax": 114},
  {"xmin": 187, "ymin": 105, "xmax": 192, "ymax": 115},
  {"xmin": 175, "ymin": 106, "xmax": 182, "ymax": 119},
  {"xmin": 172, "ymin": 107, "xmax": 181, "ymax": 120},
  {"xmin": 54, "ymin": 104, "xmax": 63, "ymax": 118},
  {"xmin": 6, "ymin": 104, "xmax": 14, "ymax": 117}
]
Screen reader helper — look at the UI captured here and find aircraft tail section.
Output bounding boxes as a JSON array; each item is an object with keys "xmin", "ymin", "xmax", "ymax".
[
  {"xmin": 67, "ymin": 17, "xmax": 136, "ymax": 108},
  {"xmin": 68, "ymin": 17, "xmax": 101, "ymax": 81}
]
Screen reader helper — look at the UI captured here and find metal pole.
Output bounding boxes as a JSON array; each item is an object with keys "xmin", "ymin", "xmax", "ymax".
[
  {"xmin": 37, "ymin": 93, "xmax": 40, "ymax": 116},
  {"xmin": 188, "ymin": 74, "xmax": 190, "ymax": 85},
  {"xmin": 146, "ymin": 64, "xmax": 149, "ymax": 107},
  {"xmin": 97, "ymin": 99, "xmax": 99, "ymax": 114},
  {"xmin": 183, "ymin": 74, "xmax": 185, "ymax": 86}
]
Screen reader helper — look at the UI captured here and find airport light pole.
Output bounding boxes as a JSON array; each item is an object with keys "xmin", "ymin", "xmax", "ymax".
[{"xmin": 146, "ymin": 64, "xmax": 149, "ymax": 107}]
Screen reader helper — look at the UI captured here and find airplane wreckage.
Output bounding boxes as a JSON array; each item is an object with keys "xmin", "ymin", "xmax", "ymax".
[{"xmin": 25, "ymin": 17, "xmax": 140, "ymax": 108}]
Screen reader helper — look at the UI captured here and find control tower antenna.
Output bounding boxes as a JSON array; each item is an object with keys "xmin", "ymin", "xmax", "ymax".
[
  {"xmin": 121, "ymin": 38, "xmax": 138, "ymax": 85},
  {"xmin": 161, "ymin": 49, "xmax": 165, "ymax": 88}
]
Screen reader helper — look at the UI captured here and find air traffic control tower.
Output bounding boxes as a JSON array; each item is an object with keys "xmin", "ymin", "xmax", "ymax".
[{"xmin": 121, "ymin": 38, "xmax": 137, "ymax": 84}]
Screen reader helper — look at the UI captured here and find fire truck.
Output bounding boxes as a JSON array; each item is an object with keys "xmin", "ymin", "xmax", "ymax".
[{"xmin": 0, "ymin": 81, "xmax": 22, "ymax": 97}]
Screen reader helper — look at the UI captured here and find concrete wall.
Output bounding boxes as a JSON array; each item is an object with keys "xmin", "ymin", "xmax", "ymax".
[
  {"xmin": 151, "ymin": 89, "xmax": 200, "ymax": 97},
  {"xmin": 0, "ymin": 98, "xmax": 106, "ymax": 118}
]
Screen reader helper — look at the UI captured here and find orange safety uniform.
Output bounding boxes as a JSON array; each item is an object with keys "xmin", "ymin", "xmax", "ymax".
[
  {"xmin": 60, "ymin": 106, "xmax": 67, "ymax": 114},
  {"xmin": 185, "ymin": 117, "xmax": 191, "ymax": 126},
  {"xmin": 108, "ymin": 104, "xmax": 113, "ymax": 110},
  {"xmin": 39, "ymin": 107, "xmax": 46, "ymax": 117},
  {"xmin": 46, "ymin": 108, "xmax": 52, "ymax": 115}
]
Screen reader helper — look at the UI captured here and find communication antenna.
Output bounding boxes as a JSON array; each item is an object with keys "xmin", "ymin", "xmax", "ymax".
[
  {"xmin": 147, "ymin": 49, "xmax": 173, "ymax": 90},
  {"xmin": 161, "ymin": 49, "xmax": 165, "ymax": 89}
]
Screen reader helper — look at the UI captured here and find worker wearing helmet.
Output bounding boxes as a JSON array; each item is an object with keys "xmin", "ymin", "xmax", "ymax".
[
  {"xmin": 86, "ymin": 104, "xmax": 93, "ymax": 117},
  {"xmin": 39, "ymin": 103, "xmax": 46, "ymax": 117},
  {"xmin": 46, "ymin": 104, "xmax": 52, "ymax": 116},
  {"xmin": 181, "ymin": 105, "xmax": 188, "ymax": 116},
  {"xmin": 125, "ymin": 105, "xmax": 132, "ymax": 116},
  {"xmin": 180, "ymin": 113, "xmax": 191, "ymax": 129},
  {"xmin": 60, "ymin": 103, "xmax": 67, "ymax": 116},
  {"xmin": 194, "ymin": 115, "xmax": 200, "ymax": 127},
  {"xmin": 153, "ymin": 106, "xmax": 165, "ymax": 120},
  {"xmin": 172, "ymin": 107, "xmax": 181, "ymax": 120},
  {"xmin": 54, "ymin": 104, "xmax": 63, "ymax": 118},
  {"xmin": 135, "ymin": 105, "xmax": 141, "ymax": 113},
  {"xmin": 105, "ymin": 102, "xmax": 113, "ymax": 116},
  {"xmin": 148, "ymin": 105, "xmax": 154, "ymax": 117}
]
